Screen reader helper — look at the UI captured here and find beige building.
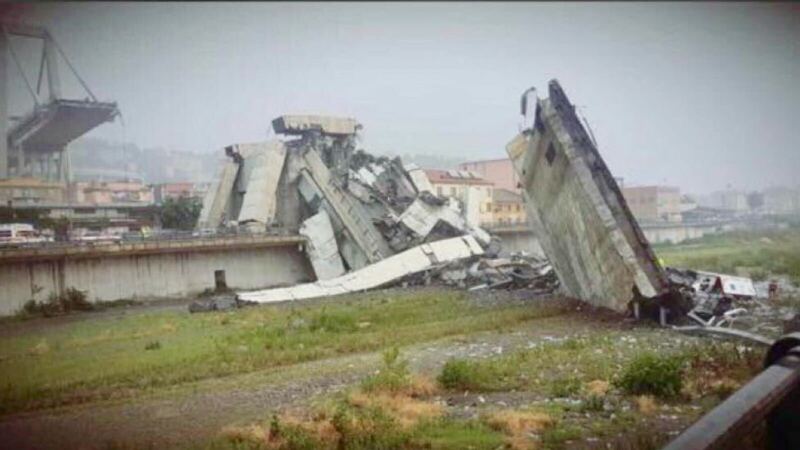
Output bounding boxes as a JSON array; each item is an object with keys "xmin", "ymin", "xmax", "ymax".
[
  {"xmin": 0, "ymin": 177, "xmax": 66, "ymax": 205},
  {"xmin": 458, "ymin": 158, "xmax": 520, "ymax": 193},
  {"xmin": 622, "ymin": 185, "xmax": 682, "ymax": 223},
  {"xmin": 424, "ymin": 169, "xmax": 494, "ymax": 224},
  {"xmin": 489, "ymin": 188, "xmax": 527, "ymax": 227}
]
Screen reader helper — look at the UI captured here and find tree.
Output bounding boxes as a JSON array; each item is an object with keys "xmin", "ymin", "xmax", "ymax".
[{"xmin": 158, "ymin": 197, "xmax": 202, "ymax": 230}]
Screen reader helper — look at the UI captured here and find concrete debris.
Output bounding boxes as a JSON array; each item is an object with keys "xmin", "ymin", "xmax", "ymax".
[
  {"xmin": 188, "ymin": 292, "xmax": 239, "ymax": 313},
  {"xmin": 667, "ymin": 267, "xmax": 796, "ymax": 344},
  {"xmin": 238, "ymin": 235, "xmax": 485, "ymax": 304},
  {"xmin": 197, "ymin": 114, "xmax": 497, "ymax": 303},
  {"xmin": 299, "ymin": 210, "xmax": 346, "ymax": 280},
  {"xmin": 197, "ymin": 142, "xmax": 287, "ymax": 231},
  {"xmin": 400, "ymin": 252, "xmax": 559, "ymax": 295},
  {"xmin": 506, "ymin": 80, "xmax": 671, "ymax": 313}
]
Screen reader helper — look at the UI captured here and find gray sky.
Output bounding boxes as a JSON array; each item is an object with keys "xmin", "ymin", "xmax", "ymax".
[{"xmin": 5, "ymin": 2, "xmax": 800, "ymax": 193}]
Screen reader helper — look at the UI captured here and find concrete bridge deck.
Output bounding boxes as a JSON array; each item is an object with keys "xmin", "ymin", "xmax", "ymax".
[{"xmin": 0, "ymin": 234, "xmax": 313, "ymax": 315}]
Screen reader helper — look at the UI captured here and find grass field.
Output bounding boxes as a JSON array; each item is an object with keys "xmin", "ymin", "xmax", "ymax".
[
  {"xmin": 654, "ymin": 227, "xmax": 800, "ymax": 284},
  {"xmin": 0, "ymin": 289, "xmax": 564, "ymax": 415},
  {"xmin": 3, "ymin": 226, "xmax": 794, "ymax": 449},
  {"xmin": 197, "ymin": 328, "xmax": 761, "ymax": 450}
]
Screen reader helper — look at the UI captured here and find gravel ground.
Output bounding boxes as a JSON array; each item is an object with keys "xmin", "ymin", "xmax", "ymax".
[{"xmin": 0, "ymin": 292, "xmax": 621, "ymax": 450}]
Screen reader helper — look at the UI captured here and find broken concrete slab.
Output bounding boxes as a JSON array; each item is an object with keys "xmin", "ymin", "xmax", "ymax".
[
  {"xmin": 507, "ymin": 80, "xmax": 669, "ymax": 312},
  {"xmin": 299, "ymin": 210, "xmax": 346, "ymax": 280},
  {"xmin": 237, "ymin": 235, "xmax": 484, "ymax": 304},
  {"xmin": 237, "ymin": 141, "xmax": 287, "ymax": 227}
]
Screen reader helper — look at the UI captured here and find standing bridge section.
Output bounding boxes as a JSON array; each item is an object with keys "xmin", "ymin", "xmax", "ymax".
[{"xmin": 1, "ymin": 21, "xmax": 119, "ymax": 182}]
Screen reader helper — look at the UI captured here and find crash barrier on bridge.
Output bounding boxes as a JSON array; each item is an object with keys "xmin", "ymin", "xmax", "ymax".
[{"xmin": 663, "ymin": 333, "xmax": 800, "ymax": 450}]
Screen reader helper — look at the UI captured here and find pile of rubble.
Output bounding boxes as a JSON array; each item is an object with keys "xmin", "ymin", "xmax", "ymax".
[
  {"xmin": 398, "ymin": 252, "xmax": 558, "ymax": 293},
  {"xmin": 194, "ymin": 115, "xmax": 536, "ymax": 309},
  {"xmin": 198, "ymin": 115, "xmax": 495, "ymax": 277},
  {"xmin": 666, "ymin": 267, "xmax": 798, "ymax": 344},
  {"xmin": 195, "ymin": 79, "xmax": 793, "ymax": 346}
]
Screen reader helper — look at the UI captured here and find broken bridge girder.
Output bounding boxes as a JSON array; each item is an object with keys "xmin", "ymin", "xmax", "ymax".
[
  {"xmin": 506, "ymin": 80, "xmax": 669, "ymax": 312},
  {"xmin": 300, "ymin": 147, "xmax": 393, "ymax": 265},
  {"xmin": 238, "ymin": 235, "xmax": 484, "ymax": 304}
]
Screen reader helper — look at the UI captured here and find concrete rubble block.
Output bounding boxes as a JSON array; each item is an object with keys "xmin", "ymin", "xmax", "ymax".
[
  {"xmin": 300, "ymin": 148, "xmax": 393, "ymax": 264},
  {"xmin": 197, "ymin": 159, "xmax": 239, "ymax": 230},
  {"xmin": 404, "ymin": 163, "xmax": 435, "ymax": 193},
  {"xmin": 506, "ymin": 80, "xmax": 669, "ymax": 312},
  {"xmin": 271, "ymin": 115, "xmax": 361, "ymax": 136},
  {"xmin": 299, "ymin": 209, "xmax": 346, "ymax": 280}
]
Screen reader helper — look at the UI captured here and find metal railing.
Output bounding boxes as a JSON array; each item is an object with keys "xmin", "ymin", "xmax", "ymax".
[
  {"xmin": 662, "ymin": 333, "xmax": 800, "ymax": 450},
  {"xmin": 0, "ymin": 227, "xmax": 298, "ymax": 251}
]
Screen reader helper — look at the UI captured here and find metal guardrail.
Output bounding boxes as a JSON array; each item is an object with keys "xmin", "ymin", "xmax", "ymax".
[
  {"xmin": 0, "ymin": 228, "xmax": 298, "ymax": 251},
  {"xmin": 663, "ymin": 333, "xmax": 800, "ymax": 450}
]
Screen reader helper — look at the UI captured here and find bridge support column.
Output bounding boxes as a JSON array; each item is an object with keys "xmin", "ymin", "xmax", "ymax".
[{"xmin": 0, "ymin": 29, "xmax": 8, "ymax": 179}]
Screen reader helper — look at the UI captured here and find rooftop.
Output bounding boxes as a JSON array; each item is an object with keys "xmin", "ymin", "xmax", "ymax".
[
  {"xmin": 423, "ymin": 169, "xmax": 493, "ymax": 186},
  {"xmin": 492, "ymin": 188, "xmax": 522, "ymax": 203}
]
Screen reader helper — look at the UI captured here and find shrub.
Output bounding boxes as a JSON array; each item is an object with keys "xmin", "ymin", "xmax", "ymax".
[
  {"xmin": 144, "ymin": 341, "xmax": 162, "ymax": 351},
  {"xmin": 548, "ymin": 377, "xmax": 581, "ymax": 398},
  {"xmin": 62, "ymin": 287, "xmax": 93, "ymax": 311},
  {"xmin": 360, "ymin": 347, "xmax": 411, "ymax": 394},
  {"xmin": 17, "ymin": 287, "xmax": 93, "ymax": 317},
  {"xmin": 331, "ymin": 403, "xmax": 408, "ymax": 450},
  {"xmin": 437, "ymin": 359, "xmax": 485, "ymax": 391},
  {"xmin": 617, "ymin": 352, "xmax": 685, "ymax": 398}
]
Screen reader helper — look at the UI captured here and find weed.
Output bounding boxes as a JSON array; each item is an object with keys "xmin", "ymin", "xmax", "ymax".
[
  {"xmin": 17, "ymin": 287, "xmax": 93, "ymax": 317},
  {"xmin": 409, "ymin": 419, "xmax": 504, "ymax": 450},
  {"xmin": 309, "ymin": 309, "xmax": 358, "ymax": 333},
  {"xmin": 360, "ymin": 347, "xmax": 412, "ymax": 395},
  {"xmin": 540, "ymin": 423, "xmax": 584, "ymax": 448},
  {"xmin": 582, "ymin": 394, "xmax": 605, "ymax": 412},
  {"xmin": 636, "ymin": 395, "xmax": 658, "ymax": 415},
  {"xmin": 144, "ymin": 341, "xmax": 162, "ymax": 351},
  {"xmin": 617, "ymin": 352, "xmax": 685, "ymax": 398},
  {"xmin": 548, "ymin": 376, "xmax": 581, "ymax": 398},
  {"xmin": 437, "ymin": 359, "xmax": 487, "ymax": 391},
  {"xmin": 331, "ymin": 402, "xmax": 408, "ymax": 450}
]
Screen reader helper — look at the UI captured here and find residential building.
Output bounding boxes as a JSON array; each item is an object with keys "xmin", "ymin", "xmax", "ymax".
[
  {"xmin": 698, "ymin": 190, "xmax": 750, "ymax": 212},
  {"xmin": 151, "ymin": 182, "xmax": 210, "ymax": 203},
  {"xmin": 762, "ymin": 187, "xmax": 800, "ymax": 214},
  {"xmin": 0, "ymin": 177, "xmax": 66, "ymax": 205},
  {"xmin": 72, "ymin": 180, "xmax": 154, "ymax": 205},
  {"xmin": 622, "ymin": 185, "xmax": 682, "ymax": 223},
  {"xmin": 423, "ymin": 169, "xmax": 494, "ymax": 225},
  {"xmin": 457, "ymin": 158, "xmax": 520, "ymax": 193},
  {"xmin": 489, "ymin": 188, "xmax": 527, "ymax": 227}
]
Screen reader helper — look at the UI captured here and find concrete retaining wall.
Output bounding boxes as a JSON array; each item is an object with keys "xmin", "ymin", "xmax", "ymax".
[{"xmin": 0, "ymin": 245, "xmax": 313, "ymax": 316}]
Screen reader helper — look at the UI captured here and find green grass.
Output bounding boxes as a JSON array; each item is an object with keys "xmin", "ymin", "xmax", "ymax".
[
  {"xmin": 431, "ymin": 332, "xmax": 763, "ymax": 449},
  {"xmin": 409, "ymin": 419, "xmax": 505, "ymax": 450},
  {"xmin": 0, "ymin": 288, "xmax": 564, "ymax": 415},
  {"xmin": 654, "ymin": 227, "xmax": 800, "ymax": 284}
]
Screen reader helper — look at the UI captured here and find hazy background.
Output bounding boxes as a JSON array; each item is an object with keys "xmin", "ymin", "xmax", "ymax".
[{"xmin": 3, "ymin": 2, "xmax": 799, "ymax": 193}]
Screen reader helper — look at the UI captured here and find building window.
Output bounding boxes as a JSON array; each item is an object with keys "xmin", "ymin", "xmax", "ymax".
[
  {"xmin": 437, "ymin": 186, "xmax": 442, "ymax": 196},
  {"xmin": 450, "ymin": 187, "xmax": 457, "ymax": 196}
]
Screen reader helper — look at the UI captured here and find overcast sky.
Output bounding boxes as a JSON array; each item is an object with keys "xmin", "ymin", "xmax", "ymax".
[{"xmin": 4, "ymin": 2, "xmax": 799, "ymax": 193}]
